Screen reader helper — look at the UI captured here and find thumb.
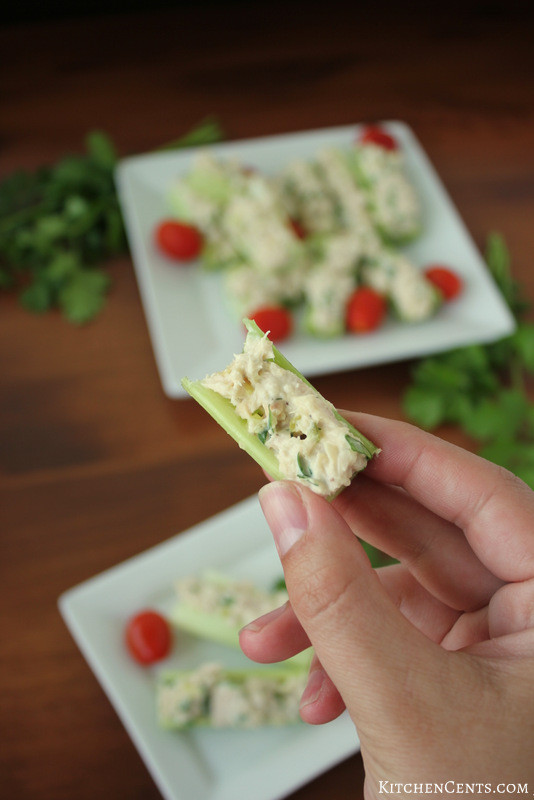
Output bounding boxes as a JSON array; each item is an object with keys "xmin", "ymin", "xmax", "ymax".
[{"xmin": 258, "ymin": 480, "xmax": 445, "ymax": 731}]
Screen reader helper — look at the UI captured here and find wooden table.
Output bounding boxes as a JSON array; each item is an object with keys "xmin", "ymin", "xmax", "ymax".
[{"xmin": 1, "ymin": 3, "xmax": 533, "ymax": 798}]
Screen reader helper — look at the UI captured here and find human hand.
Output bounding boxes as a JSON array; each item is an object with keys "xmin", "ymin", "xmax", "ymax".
[{"xmin": 239, "ymin": 414, "xmax": 534, "ymax": 797}]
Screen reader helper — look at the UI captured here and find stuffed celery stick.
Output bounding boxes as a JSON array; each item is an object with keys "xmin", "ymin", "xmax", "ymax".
[
  {"xmin": 182, "ymin": 319, "xmax": 379, "ymax": 498},
  {"xmin": 157, "ymin": 662, "xmax": 307, "ymax": 729},
  {"xmin": 361, "ymin": 249, "xmax": 442, "ymax": 323},
  {"xmin": 171, "ymin": 570, "xmax": 310, "ymax": 668}
]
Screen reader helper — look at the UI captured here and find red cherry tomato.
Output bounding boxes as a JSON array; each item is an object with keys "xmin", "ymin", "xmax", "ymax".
[
  {"xmin": 289, "ymin": 218, "xmax": 307, "ymax": 240},
  {"xmin": 155, "ymin": 220, "xmax": 203, "ymax": 261},
  {"xmin": 358, "ymin": 125, "xmax": 398, "ymax": 151},
  {"xmin": 424, "ymin": 265, "xmax": 463, "ymax": 301},
  {"xmin": 248, "ymin": 306, "xmax": 293, "ymax": 342},
  {"xmin": 125, "ymin": 610, "xmax": 172, "ymax": 665},
  {"xmin": 346, "ymin": 287, "xmax": 387, "ymax": 333}
]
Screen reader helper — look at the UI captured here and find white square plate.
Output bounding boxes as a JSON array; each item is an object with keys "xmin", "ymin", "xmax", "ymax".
[
  {"xmin": 59, "ymin": 495, "xmax": 360, "ymax": 800},
  {"xmin": 115, "ymin": 122, "xmax": 515, "ymax": 398}
]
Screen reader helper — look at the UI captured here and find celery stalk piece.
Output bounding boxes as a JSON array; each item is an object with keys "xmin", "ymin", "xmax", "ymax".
[
  {"xmin": 182, "ymin": 319, "xmax": 379, "ymax": 498},
  {"xmin": 170, "ymin": 570, "xmax": 311, "ymax": 669},
  {"xmin": 181, "ymin": 376, "xmax": 285, "ymax": 481},
  {"xmin": 157, "ymin": 663, "xmax": 308, "ymax": 729}
]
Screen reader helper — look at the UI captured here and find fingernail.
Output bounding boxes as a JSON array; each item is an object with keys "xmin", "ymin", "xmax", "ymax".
[
  {"xmin": 259, "ymin": 482, "xmax": 308, "ymax": 557},
  {"xmin": 300, "ymin": 667, "xmax": 325, "ymax": 710},
  {"xmin": 240, "ymin": 602, "xmax": 287, "ymax": 634}
]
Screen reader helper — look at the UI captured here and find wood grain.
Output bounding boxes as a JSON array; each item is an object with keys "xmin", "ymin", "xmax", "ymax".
[{"xmin": 1, "ymin": 2, "xmax": 533, "ymax": 798}]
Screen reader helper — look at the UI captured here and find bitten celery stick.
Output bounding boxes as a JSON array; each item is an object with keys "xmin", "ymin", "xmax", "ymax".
[{"xmin": 182, "ymin": 319, "xmax": 379, "ymax": 498}]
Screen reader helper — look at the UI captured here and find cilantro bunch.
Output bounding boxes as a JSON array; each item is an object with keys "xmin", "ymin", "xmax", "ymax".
[
  {"xmin": 0, "ymin": 132, "xmax": 124, "ymax": 323},
  {"xmin": 403, "ymin": 234, "xmax": 534, "ymax": 487},
  {"xmin": 0, "ymin": 118, "xmax": 224, "ymax": 324}
]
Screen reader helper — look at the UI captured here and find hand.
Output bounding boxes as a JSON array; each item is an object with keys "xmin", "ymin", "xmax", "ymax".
[{"xmin": 239, "ymin": 414, "xmax": 534, "ymax": 797}]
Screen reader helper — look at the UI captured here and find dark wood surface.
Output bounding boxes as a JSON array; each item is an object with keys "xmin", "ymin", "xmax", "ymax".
[{"xmin": 1, "ymin": 3, "xmax": 533, "ymax": 798}]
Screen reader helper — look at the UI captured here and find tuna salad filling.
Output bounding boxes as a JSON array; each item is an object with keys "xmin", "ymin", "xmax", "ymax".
[
  {"xmin": 175, "ymin": 573, "xmax": 288, "ymax": 629},
  {"xmin": 201, "ymin": 333, "xmax": 369, "ymax": 496},
  {"xmin": 157, "ymin": 662, "xmax": 306, "ymax": 729}
]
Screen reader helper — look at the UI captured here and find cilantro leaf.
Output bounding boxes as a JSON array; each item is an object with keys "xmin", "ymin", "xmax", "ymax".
[
  {"xmin": 0, "ymin": 118, "xmax": 225, "ymax": 324},
  {"xmin": 403, "ymin": 234, "xmax": 534, "ymax": 490},
  {"xmin": 58, "ymin": 269, "xmax": 110, "ymax": 324}
]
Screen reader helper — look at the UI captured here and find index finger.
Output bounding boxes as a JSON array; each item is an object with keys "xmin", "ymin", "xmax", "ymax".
[{"xmin": 344, "ymin": 412, "xmax": 534, "ymax": 583}]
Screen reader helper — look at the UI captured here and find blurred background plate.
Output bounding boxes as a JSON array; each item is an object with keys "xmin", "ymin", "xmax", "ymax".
[
  {"xmin": 116, "ymin": 121, "xmax": 515, "ymax": 399},
  {"xmin": 59, "ymin": 495, "xmax": 359, "ymax": 800}
]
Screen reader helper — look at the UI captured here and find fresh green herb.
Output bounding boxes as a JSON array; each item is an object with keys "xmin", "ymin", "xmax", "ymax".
[
  {"xmin": 296, "ymin": 453, "xmax": 313, "ymax": 479},
  {"xmin": 403, "ymin": 233, "xmax": 534, "ymax": 488},
  {"xmin": 345, "ymin": 433, "xmax": 374, "ymax": 458},
  {"xmin": 0, "ymin": 119, "xmax": 225, "ymax": 323}
]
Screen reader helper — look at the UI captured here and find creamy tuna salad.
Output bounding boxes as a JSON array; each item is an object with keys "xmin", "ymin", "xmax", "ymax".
[
  {"xmin": 157, "ymin": 662, "xmax": 307, "ymax": 729},
  {"xmin": 201, "ymin": 332, "xmax": 370, "ymax": 496},
  {"xmin": 175, "ymin": 572, "xmax": 288, "ymax": 630},
  {"xmin": 166, "ymin": 125, "xmax": 456, "ymax": 340}
]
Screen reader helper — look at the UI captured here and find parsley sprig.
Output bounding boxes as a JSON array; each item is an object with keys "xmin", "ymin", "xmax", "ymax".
[
  {"xmin": 403, "ymin": 233, "xmax": 534, "ymax": 487},
  {"xmin": 0, "ymin": 118, "xmax": 224, "ymax": 323}
]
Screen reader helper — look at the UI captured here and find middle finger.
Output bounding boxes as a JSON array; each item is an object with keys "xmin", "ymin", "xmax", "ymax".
[{"xmin": 334, "ymin": 474, "xmax": 502, "ymax": 611}]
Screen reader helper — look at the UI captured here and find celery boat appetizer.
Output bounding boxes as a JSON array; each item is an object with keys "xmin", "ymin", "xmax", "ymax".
[
  {"xmin": 361, "ymin": 249, "xmax": 442, "ymax": 323},
  {"xmin": 182, "ymin": 319, "xmax": 379, "ymax": 498},
  {"xmin": 157, "ymin": 662, "xmax": 307, "ymax": 729},
  {"xmin": 347, "ymin": 141, "xmax": 421, "ymax": 244},
  {"xmin": 171, "ymin": 570, "xmax": 310, "ymax": 668},
  {"xmin": 274, "ymin": 158, "xmax": 339, "ymax": 234}
]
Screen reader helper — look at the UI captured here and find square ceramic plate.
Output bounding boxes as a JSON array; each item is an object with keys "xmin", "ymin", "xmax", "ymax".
[
  {"xmin": 115, "ymin": 122, "xmax": 515, "ymax": 398},
  {"xmin": 59, "ymin": 495, "xmax": 359, "ymax": 800}
]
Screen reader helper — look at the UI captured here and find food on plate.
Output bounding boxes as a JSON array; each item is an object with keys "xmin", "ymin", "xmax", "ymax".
[
  {"xmin": 361, "ymin": 249, "xmax": 442, "ymax": 322},
  {"xmin": 125, "ymin": 609, "xmax": 172, "ymax": 665},
  {"xmin": 424, "ymin": 264, "xmax": 464, "ymax": 300},
  {"xmin": 155, "ymin": 219, "xmax": 203, "ymax": 261},
  {"xmin": 182, "ymin": 319, "xmax": 379, "ymax": 498},
  {"xmin": 247, "ymin": 305, "xmax": 293, "ymax": 343},
  {"xmin": 349, "ymin": 126, "xmax": 421, "ymax": 243},
  {"xmin": 171, "ymin": 569, "xmax": 310, "ymax": 667},
  {"xmin": 358, "ymin": 125, "xmax": 399, "ymax": 151},
  {"xmin": 172, "ymin": 570, "xmax": 289, "ymax": 647},
  {"xmin": 160, "ymin": 124, "xmax": 459, "ymax": 340},
  {"xmin": 346, "ymin": 287, "xmax": 388, "ymax": 333},
  {"xmin": 157, "ymin": 662, "xmax": 307, "ymax": 729}
]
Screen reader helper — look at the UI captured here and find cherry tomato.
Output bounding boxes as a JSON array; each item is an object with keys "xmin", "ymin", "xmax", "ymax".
[
  {"xmin": 289, "ymin": 218, "xmax": 307, "ymax": 240},
  {"xmin": 346, "ymin": 287, "xmax": 387, "ymax": 333},
  {"xmin": 358, "ymin": 125, "xmax": 398, "ymax": 151},
  {"xmin": 424, "ymin": 265, "xmax": 463, "ymax": 300},
  {"xmin": 248, "ymin": 306, "xmax": 293, "ymax": 342},
  {"xmin": 155, "ymin": 220, "xmax": 203, "ymax": 261},
  {"xmin": 125, "ymin": 610, "xmax": 172, "ymax": 665}
]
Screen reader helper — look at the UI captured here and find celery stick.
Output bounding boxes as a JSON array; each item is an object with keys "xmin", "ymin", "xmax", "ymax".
[
  {"xmin": 170, "ymin": 570, "xmax": 311, "ymax": 669},
  {"xmin": 182, "ymin": 319, "xmax": 379, "ymax": 498},
  {"xmin": 157, "ymin": 663, "xmax": 307, "ymax": 729}
]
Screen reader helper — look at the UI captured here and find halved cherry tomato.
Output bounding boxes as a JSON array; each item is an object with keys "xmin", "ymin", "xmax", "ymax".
[
  {"xmin": 289, "ymin": 218, "xmax": 307, "ymax": 240},
  {"xmin": 424, "ymin": 265, "xmax": 463, "ymax": 301},
  {"xmin": 346, "ymin": 287, "xmax": 387, "ymax": 333},
  {"xmin": 155, "ymin": 220, "xmax": 203, "ymax": 261},
  {"xmin": 358, "ymin": 125, "xmax": 398, "ymax": 151},
  {"xmin": 125, "ymin": 610, "xmax": 172, "ymax": 665},
  {"xmin": 248, "ymin": 306, "xmax": 293, "ymax": 342}
]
